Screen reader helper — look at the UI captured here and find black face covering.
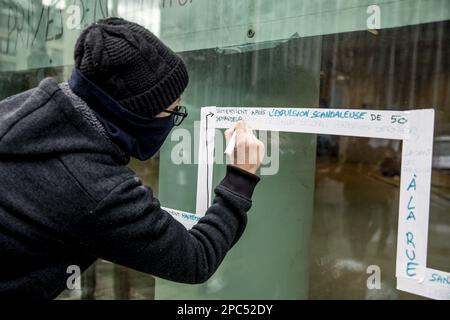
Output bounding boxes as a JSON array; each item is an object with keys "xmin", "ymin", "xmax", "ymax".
[{"xmin": 69, "ymin": 68, "xmax": 175, "ymax": 160}]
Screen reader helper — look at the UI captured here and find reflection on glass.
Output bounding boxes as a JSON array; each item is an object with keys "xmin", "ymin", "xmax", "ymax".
[{"xmin": 310, "ymin": 21, "xmax": 450, "ymax": 299}]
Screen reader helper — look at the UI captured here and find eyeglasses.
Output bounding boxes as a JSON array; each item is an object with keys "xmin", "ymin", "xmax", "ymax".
[{"xmin": 164, "ymin": 105, "xmax": 188, "ymax": 126}]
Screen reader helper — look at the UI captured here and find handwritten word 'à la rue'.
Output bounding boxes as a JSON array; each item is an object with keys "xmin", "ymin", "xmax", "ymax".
[
  {"xmin": 405, "ymin": 173, "xmax": 419, "ymax": 277},
  {"xmin": 268, "ymin": 109, "xmax": 367, "ymax": 120}
]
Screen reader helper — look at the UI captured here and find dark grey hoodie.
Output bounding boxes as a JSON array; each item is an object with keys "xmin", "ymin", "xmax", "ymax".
[{"xmin": 0, "ymin": 78, "xmax": 259, "ymax": 299}]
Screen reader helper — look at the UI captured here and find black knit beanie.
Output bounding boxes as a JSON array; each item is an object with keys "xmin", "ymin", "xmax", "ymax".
[{"xmin": 74, "ymin": 17, "xmax": 189, "ymax": 118}]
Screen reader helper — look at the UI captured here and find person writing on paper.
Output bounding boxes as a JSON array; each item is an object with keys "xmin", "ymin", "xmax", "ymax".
[{"xmin": 0, "ymin": 17, "xmax": 264, "ymax": 299}]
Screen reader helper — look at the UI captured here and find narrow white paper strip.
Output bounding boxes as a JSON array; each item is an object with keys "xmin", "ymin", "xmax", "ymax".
[
  {"xmin": 195, "ymin": 106, "xmax": 217, "ymax": 215},
  {"xmin": 397, "ymin": 268, "xmax": 450, "ymax": 300},
  {"xmin": 213, "ymin": 107, "xmax": 410, "ymax": 139},
  {"xmin": 396, "ymin": 109, "xmax": 435, "ymax": 282}
]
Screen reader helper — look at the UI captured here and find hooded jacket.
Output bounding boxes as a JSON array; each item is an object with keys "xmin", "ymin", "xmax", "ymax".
[{"xmin": 0, "ymin": 77, "xmax": 259, "ymax": 299}]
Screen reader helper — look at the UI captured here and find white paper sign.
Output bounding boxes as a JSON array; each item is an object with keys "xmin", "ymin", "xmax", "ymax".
[{"xmin": 164, "ymin": 106, "xmax": 449, "ymax": 300}]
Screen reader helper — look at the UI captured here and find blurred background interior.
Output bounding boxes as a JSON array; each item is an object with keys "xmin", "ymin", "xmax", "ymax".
[{"xmin": 0, "ymin": 0, "xmax": 449, "ymax": 299}]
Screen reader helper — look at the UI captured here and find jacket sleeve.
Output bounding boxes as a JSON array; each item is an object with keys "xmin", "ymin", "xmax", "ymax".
[{"xmin": 76, "ymin": 165, "xmax": 260, "ymax": 284}]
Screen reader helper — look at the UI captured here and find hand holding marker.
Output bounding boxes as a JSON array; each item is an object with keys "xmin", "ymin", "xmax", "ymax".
[
  {"xmin": 224, "ymin": 131, "xmax": 237, "ymax": 157},
  {"xmin": 224, "ymin": 121, "xmax": 265, "ymax": 175}
]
